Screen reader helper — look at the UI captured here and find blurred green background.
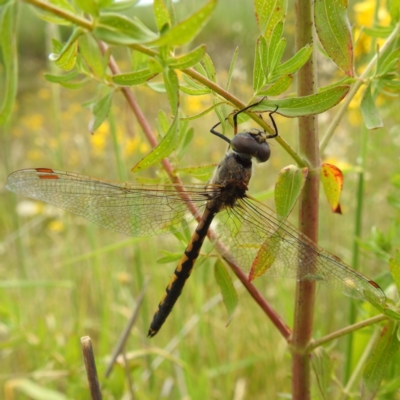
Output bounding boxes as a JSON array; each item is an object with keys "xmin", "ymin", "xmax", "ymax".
[{"xmin": 1, "ymin": 0, "xmax": 400, "ymax": 398}]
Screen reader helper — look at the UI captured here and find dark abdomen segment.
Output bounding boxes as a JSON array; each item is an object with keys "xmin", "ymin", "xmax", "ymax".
[{"xmin": 148, "ymin": 207, "xmax": 216, "ymax": 337}]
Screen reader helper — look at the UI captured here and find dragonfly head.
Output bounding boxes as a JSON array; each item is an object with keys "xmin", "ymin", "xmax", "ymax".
[{"xmin": 230, "ymin": 129, "xmax": 271, "ymax": 163}]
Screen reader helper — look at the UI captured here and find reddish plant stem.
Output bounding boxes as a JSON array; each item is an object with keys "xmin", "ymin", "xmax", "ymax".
[
  {"xmin": 100, "ymin": 42, "xmax": 292, "ymax": 340},
  {"xmin": 292, "ymin": 0, "xmax": 319, "ymax": 398}
]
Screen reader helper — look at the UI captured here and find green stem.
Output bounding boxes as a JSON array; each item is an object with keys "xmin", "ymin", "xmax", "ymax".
[{"xmin": 309, "ymin": 314, "xmax": 387, "ymax": 351}]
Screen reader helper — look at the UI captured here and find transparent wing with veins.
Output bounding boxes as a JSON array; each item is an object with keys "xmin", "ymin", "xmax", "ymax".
[{"xmin": 6, "ymin": 168, "xmax": 386, "ymax": 306}]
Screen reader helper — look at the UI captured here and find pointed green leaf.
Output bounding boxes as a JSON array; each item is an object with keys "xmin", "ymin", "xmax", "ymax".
[
  {"xmin": 176, "ymin": 164, "xmax": 216, "ymax": 180},
  {"xmin": 267, "ymin": 20, "xmax": 284, "ymax": 67},
  {"xmin": 79, "ymin": 34, "xmax": 105, "ymax": 78},
  {"xmin": 253, "ymin": 35, "xmax": 268, "ymax": 92},
  {"xmin": 269, "ymin": 37, "xmax": 286, "ymax": 75},
  {"xmin": 275, "ymin": 165, "xmax": 308, "ymax": 219},
  {"xmin": 254, "ymin": 85, "xmax": 350, "ymax": 117},
  {"xmin": 254, "ymin": 0, "xmax": 287, "ymax": 39},
  {"xmin": 164, "ymin": 68, "xmax": 179, "ymax": 114},
  {"xmin": 389, "ymin": 249, "xmax": 400, "ymax": 295},
  {"xmin": 168, "ymin": 45, "xmax": 206, "ymax": 70},
  {"xmin": 112, "ymin": 69, "xmax": 159, "ymax": 86},
  {"xmin": 157, "ymin": 251, "xmax": 182, "ymax": 263},
  {"xmin": 101, "ymin": 0, "xmax": 139, "ymax": 12},
  {"xmin": 214, "ymin": 259, "xmax": 238, "ymax": 322},
  {"xmin": 360, "ymin": 84, "xmax": 383, "ymax": 130},
  {"xmin": 258, "ymin": 74, "xmax": 293, "ymax": 96},
  {"xmin": 226, "ymin": 47, "xmax": 239, "ymax": 91},
  {"xmin": 154, "ymin": 0, "xmax": 171, "ymax": 31},
  {"xmin": 94, "ymin": 14, "xmax": 157, "ymax": 45},
  {"xmin": 180, "ymin": 86, "xmax": 212, "ymax": 95},
  {"xmin": 180, "ymin": 101, "xmax": 227, "ymax": 121},
  {"xmin": 377, "ymin": 48, "xmax": 400, "ymax": 77},
  {"xmin": 270, "ymin": 44, "xmax": 312, "ymax": 80},
  {"xmin": 75, "ymin": 0, "xmax": 98, "ymax": 16},
  {"xmin": 0, "ymin": 2, "xmax": 18, "ymax": 126},
  {"xmin": 201, "ymin": 53, "xmax": 216, "ymax": 82},
  {"xmin": 131, "ymin": 113, "xmax": 180, "ymax": 172},
  {"xmin": 89, "ymin": 91, "xmax": 114, "ymax": 133},
  {"xmin": 148, "ymin": 0, "xmax": 217, "ymax": 46},
  {"xmin": 321, "ymin": 163, "xmax": 343, "ymax": 214},
  {"xmin": 383, "ymin": 307, "xmax": 400, "ymax": 320},
  {"xmin": 314, "ymin": 0, "xmax": 354, "ymax": 76},
  {"xmin": 362, "ymin": 322, "xmax": 400, "ymax": 399},
  {"xmin": 311, "ymin": 348, "xmax": 333, "ymax": 399},
  {"xmin": 44, "ymin": 71, "xmax": 88, "ymax": 89},
  {"xmin": 50, "ymin": 28, "xmax": 85, "ymax": 71}
]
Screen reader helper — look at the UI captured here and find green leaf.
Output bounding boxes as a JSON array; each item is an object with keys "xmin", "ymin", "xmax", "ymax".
[
  {"xmin": 79, "ymin": 34, "xmax": 105, "ymax": 78},
  {"xmin": 254, "ymin": 85, "xmax": 350, "ymax": 117},
  {"xmin": 101, "ymin": 0, "xmax": 139, "ymax": 12},
  {"xmin": 360, "ymin": 84, "xmax": 383, "ymax": 130},
  {"xmin": 363, "ymin": 26, "xmax": 393, "ymax": 38},
  {"xmin": 314, "ymin": 0, "xmax": 353, "ymax": 76},
  {"xmin": 153, "ymin": 0, "xmax": 171, "ymax": 31},
  {"xmin": 148, "ymin": 0, "xmax": 217, "ymax": 46},
  {"xmin": 267, "ymin": 20, "xmax": 284, "ymax": 67},
  {"xmin": 93, "ymin": 13, "xmax": 157, "ymax": 45},
  {"xmin": 148, "ymin": 58, "xmax": 164, "ymax": 73},
  {"xmin": 269, "ymin": 37, "xmax": 287, "ymax": 75},
  {"xmin": 389, "ymin": 249, "xmax": 400, "ymax": 295},
  {"xmin": 176, "ymin": 164, "xmax": 216, "ymax": 180},
  {"xmin": 270, "ymin": 44, "xmax": 312, "ymax": 80},
  {"xmin": 180, "ymin": 85, "xmax": 212, "ymax": 95},
  {"xmin": 377, "ymin": 48, "xmax": 400, "ymax": 77},
  {"xmin": 214, "ymin": 259, "xmax": 238, "ymax": 322},
  {"xmin": 201, "ymin": 53, "xmax": 216, "ymax": 83},
  {"xmin": 311, "ymin": 348, "xmax": 333, "ymax": 399},
  {"xmin": 131, "ymin": 113, "xmax": 180, "ymax": 172},
  {"xmin": 168, "ymin": 45, "xmax": 206, "ymax": 70},
  {"xmin": 0, "ymin": 2, "xmax": 18, "ymax": 126},
  {"xmin": 320, "ymin": 163, "xmax": 343, "ymax": 214},
  {"xmin": 389, "ymin": 0, "xmax": 400, "ymax": 23},
  {"xmin": 44, "ymin": 71, "xmax": 88, "ymax": 89},
  {"xmin": 157, "ymin": 251, "xmax": 182, "ymax": 263},
  {"xmin": 147, "ymin": 81, "xmax": 166, "ymax": 92},
  {"xmin": 258, "ymin": 74, "xmax": 292, "ymax": 96},
  {"xmin": 7, "ymin": 379, "xmax": 68, "ymax": 400},
  {"xmin": 275, "ymin": 165, "xmax": 308, "ymax": 219},
  {"xmin": 362, "ymin": 322, "xmax": 400, "ymax": 399},
  {"xmin": 112, "ymin": 69, "xmax": 159, "ymax": 86},
  {"xmin": 164, "ymin": 68, "xmax": 179, "ymax": 114},
  {"xmin": 254, "ymin": 0, "xmax": 287, "ymax": 39},
  {"xmin": 89, "ymin": 91, "xmax": 114, "ymax": 133},
  {"xmin": 180, "ymin": 101, "xmax": 227, "ymax": 121},
  {"xmin": 226, "ymin": 47, "xmax": 239, "ymax": 91},
  {"xmin": 75, "ymin": 0, "xmax": 98, "ymax": 16},
  {"xmin": 50, "ymin": 28, "xmax": 84, "ymax": 71},
  {"xmin": 253, "ymin": 35, "xmax": 268, "ymax": 92}
]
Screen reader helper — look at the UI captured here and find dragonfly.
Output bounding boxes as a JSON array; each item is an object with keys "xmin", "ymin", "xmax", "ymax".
[{"xmin": 6, "ymin": 102, "xmax": 386, "ymax": 337}]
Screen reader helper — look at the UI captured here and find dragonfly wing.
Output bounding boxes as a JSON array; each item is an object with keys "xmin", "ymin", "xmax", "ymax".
[
  {"xmin": 213, "ymin": 196, "xmax": 386, "ymax": 306},
  {"xmin": 6, "ymin": 168, "xmax": 209, "ymax": 238}
]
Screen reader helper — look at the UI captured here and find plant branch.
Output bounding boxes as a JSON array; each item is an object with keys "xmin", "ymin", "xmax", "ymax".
[
  {"xmin": 291, "ymin": 0, "xmax": 319, "ymax": 398},
  {"xmin": 23, "ymin": 0, "xmax": 93, "ymax": 30},
  {"xmin": 100, "ymin": 42, "xmax": 292, "ymax": 341},
  {"xmin": 320, "ymin": 23, "xmax": 400, "ymax": 153},
  {"xmin": 309, "ymin": 314, "xmax": 387, "ymax": 351}
]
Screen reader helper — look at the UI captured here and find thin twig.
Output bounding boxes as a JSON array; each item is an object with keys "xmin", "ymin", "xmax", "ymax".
[
  {"xmin": 104, "ymin": 279, "xmax": 149, "ymax": 378},
  {"xmin": 81, "ymin": 336, "xmax": 102, "ymax": 400},
  {"xmin": 308, "ymin": 314, "xmax": 387, "ymax": 351}
]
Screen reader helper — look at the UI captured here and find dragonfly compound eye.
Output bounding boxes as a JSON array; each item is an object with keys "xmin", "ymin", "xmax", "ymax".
[{"xmin": 231, "ymin": 132, "xmax": 271, "ymax": 163}]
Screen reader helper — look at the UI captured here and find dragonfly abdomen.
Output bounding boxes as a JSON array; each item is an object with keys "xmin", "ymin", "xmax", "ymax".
[{"xmin": 148, "ymin": 207, "xmax": 217, "ymax": 337}]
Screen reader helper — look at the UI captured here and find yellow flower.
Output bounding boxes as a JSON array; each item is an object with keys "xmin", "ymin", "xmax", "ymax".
[{"xmin": 48, "ymin": 220, "xmax": 64, "ymax": 233}]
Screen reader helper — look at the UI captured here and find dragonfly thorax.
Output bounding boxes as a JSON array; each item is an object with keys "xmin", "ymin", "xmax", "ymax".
[{"xmin": 230, "ymin": 129, "xmax": 271, "ymax": 163}]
